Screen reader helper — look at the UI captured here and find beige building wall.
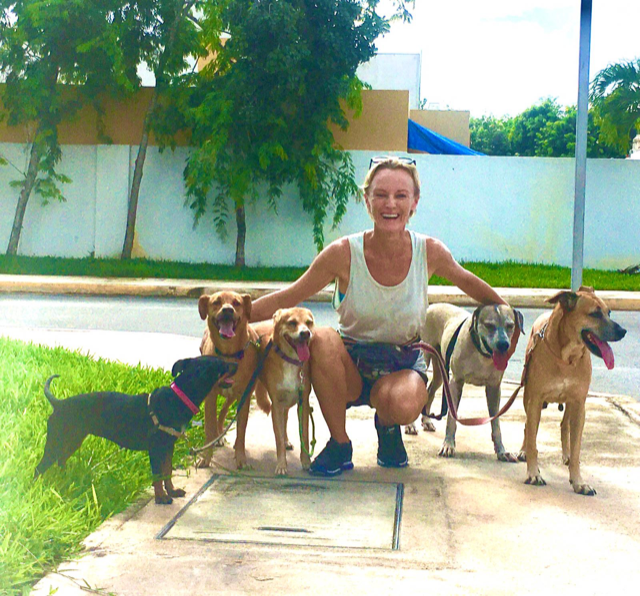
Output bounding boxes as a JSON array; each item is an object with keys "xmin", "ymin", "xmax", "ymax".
[
  {"xmin": 409, "ymin": 109, "xmax": 470, "ymax": 147},
  {"xmin": 0, "ymin": 85, "xmax": 408, "ymax": 151}
]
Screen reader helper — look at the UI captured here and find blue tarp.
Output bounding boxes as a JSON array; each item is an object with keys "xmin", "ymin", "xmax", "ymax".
[{"xmin": 408, "ymin": 119, "xmax": 484, "ymax": 156}]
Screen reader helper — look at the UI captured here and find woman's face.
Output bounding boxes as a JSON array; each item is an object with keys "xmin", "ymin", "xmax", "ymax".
[{"xmin": 365, "ymin": 167, "xmax": 419, "ymax": 231}]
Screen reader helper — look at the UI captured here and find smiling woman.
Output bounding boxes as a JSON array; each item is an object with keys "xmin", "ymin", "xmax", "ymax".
[{"xmin": 248, "ymin": 155, "xmax": 520, "ymax": 475}]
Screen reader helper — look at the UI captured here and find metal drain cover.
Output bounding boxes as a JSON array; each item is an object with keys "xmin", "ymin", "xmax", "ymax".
[{"xmin": 158, "ymin": 475, "xmax": 404, "ymax": 550}]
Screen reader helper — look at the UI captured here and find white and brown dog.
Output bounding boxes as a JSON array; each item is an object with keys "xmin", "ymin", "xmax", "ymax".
[
  {"xmin": 519, "ymin": 286, "xmax": 626, "ymax": 495},
  {"xmin": 253, "ymin": 307, "xmax": 314, "ymax": 475},
  {"xmin": 197, "ymin": 291, "xmax": 260, "ymax": 469},
  {"xmin": 409, "ymin": 303, "xmax": 523, "ymax": 461}
]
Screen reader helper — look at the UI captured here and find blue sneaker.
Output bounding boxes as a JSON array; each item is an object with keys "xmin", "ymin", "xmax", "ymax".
[
  {"xmin": 309, "ymin": 438, "xmax": 354, "ymax": 476},
  {"xmin": 375, "ymin": 414, "xmax": 408, "ymax": 468}
]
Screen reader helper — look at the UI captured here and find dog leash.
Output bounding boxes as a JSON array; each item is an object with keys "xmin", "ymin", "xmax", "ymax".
[
  {"xmin": 190, "ymin": 339, "xmax": 274, "ymax": 455},
  {"xmin": 427, "ymin": 318, "xmax": 467, "ymax": 421},
  {"xmin": 416, "ymin": 341, "xmax": 519, "ymax": 426}
]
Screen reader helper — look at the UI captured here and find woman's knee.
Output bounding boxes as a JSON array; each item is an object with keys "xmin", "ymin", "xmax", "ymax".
[{"xmin": 372, "ymin": 373, "xmax": 427, "ymax": 425}]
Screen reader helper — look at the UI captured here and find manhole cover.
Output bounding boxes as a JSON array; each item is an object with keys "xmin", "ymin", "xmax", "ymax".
[{"xmin": 158, "ymin": 475, "xmax": 404, "ymax": 550}]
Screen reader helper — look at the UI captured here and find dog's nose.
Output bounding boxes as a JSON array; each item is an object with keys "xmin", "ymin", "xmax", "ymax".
[
  {"xmin": 496, "ymin": 340, "xmax": 510, "ymax": 353},
  {"xmin": 299, "ymin": 330, "xmax": 311, "ymax": 341},
  {"xmin": 615, "ymin": 324, "xmax": 627, "ymax": 340}
]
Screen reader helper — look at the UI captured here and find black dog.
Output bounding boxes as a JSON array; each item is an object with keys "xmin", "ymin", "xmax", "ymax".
[{"xmin": 35, "ymin": 355, "xmax": 236, "ymax": 504}]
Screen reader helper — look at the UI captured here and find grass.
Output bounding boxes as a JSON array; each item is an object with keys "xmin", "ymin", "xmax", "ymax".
[
  {"xmin": 0, "ymin": 337, "xmax": 218, "ymax": 596},
  {"xmin": 1, "ymin": 254, "xmax": 639, "ymax": 291}
]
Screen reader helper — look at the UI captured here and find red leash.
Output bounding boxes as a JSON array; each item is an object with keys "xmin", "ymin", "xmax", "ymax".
[{"xmin": 415, "ymin": 342, "xmax": 521, "ymax": 427}]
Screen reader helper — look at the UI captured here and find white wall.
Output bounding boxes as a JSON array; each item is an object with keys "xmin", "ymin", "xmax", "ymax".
[
  {"xmin": 356, "ymin": 53, "xmax": 422, "ymax": 110},
  {"xmin": 1, "ymin": 143, "xmax": 639, "ymax": 269}
]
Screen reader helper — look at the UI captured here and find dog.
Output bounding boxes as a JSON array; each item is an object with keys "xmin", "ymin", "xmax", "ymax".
[
  {"xmin": 34, "ymin": 356, "xmax": 236, "ymax": 504},
  {"xmin": 407, "ymin": 303, "xmax": 523, "ymax": 462},
  {"xmin": 518, "ymin": 286, "xmax": 626, "ymax": 495},
  {"xmin": 252, "ymin": 308, "xmax": 314, "ymax": 475},
  {"xmin": 198, "ymin": 291, "xmax": 260, "ymax": 469}
]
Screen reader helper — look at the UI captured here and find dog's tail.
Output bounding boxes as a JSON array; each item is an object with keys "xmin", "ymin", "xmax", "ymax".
[
  {"xmin": 43, "ymin": 375, "xmax": 61, "ymax": 406},
  {"xmin": 254, "ymin": 380, "xmax": 272, "ymax": 415}
]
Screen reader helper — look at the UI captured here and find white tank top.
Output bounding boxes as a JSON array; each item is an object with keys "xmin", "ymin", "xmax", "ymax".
[{"xmin": 334, "ymin": 231, "xmax": 429, "ymax": 344}]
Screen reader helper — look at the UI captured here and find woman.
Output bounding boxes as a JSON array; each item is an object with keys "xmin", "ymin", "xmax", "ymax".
[{"xmin": 250, "ymin": 156, "xmax": 514, "ymax": 475}]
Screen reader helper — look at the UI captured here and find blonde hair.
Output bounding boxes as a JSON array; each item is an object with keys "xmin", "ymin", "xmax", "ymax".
[{"xmin": 362, "ymin": 156, "xmax": 421, "ymax": 198}]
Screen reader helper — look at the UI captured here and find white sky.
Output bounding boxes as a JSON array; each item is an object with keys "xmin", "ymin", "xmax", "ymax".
[{"xmin": 375, "ymin": 0, "xmax": 640, "ymax": 117}]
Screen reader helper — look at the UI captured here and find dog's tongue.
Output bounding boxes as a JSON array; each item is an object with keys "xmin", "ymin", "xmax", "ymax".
[
  {"xmin": 296, "ymin": 343, "xmax": 311, "ymax": 362},
  {"xmin": 589, "ymin": 332, "xmax": 615, "ymax": 370},
  {"xmin": 219, "ymin": 321, "xmax": 235, "ymax": 339},
  {"xmin": 492, "ymin": 351, "xmax": 510, "ymax": 371}
]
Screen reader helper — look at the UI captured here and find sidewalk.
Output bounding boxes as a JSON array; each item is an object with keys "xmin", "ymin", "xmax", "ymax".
[
  {"xmin": 2, "ymin": 272, "xmax": 640, "ymax": 309},
  {"xmin": 4, "ymin": 276, "xmax": 640, "ymax": 594}
]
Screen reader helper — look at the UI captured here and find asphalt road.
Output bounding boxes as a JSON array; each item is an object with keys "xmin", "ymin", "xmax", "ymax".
[{"xmin": 1, "ymin": 293, "xmax": 638, "ymax": 399}]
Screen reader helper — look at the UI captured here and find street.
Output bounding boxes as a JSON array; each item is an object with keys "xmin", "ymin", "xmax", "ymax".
[{"xmin": 1, "ymin": 292, "xmax": 638, "ymax": 399}]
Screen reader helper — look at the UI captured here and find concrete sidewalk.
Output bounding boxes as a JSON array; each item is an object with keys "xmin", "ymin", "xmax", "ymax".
[
  {"xmin": 2, "ymin": 272, "xmax": 640, "ymax": 309},
  {"xmin": 8, "ymin": 326, "xmax": 640, "ymax": 595}
]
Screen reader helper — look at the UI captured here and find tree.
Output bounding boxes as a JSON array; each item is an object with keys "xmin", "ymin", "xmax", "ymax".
[
  {"xmin": 0, "ymin": 1, "xmax": 139, "ymax": 255},
  {"xmin": 119, "ymin": 0, "xmax": 209, "ymax": 259},
  {"xmin": 180, "ymin": 0, "xmax": 405, "ymax": 266},
  {"xmin": 470, "ymin": 115, "xmax": 513, "ymax": 155},
  {"xmin": 590, "ymin": 59, "xmax": 640, "ymax": 155}
]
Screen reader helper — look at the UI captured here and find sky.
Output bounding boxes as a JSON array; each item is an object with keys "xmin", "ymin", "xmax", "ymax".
[{"xmin": 375, "ymin": 0, "xmax": 640, "ymax": 118}]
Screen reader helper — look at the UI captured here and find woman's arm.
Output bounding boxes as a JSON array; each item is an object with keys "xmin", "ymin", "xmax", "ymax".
[
  {"xmin": 250, "ymin": 240, "xmax": 349, "ymax": 322},
  {"xmin": 427, "ymin": 237, "xmax": 507, "ymax": 305}
]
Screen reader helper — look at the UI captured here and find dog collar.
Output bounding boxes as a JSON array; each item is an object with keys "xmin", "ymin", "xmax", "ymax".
[
  {"xmin": 214, "ymin": 339, "xmax": 253, "ymax": 361},
  {"xmin": 171, "ymin": 382, "xmax": 200, "ymax": 415},
  {"xmin": 274, "ymin": 344, "xmax": 305, "ymax": 367}
]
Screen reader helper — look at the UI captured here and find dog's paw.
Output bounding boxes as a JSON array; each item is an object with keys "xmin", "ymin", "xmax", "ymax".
[
  {"xmin": 404, "ymin": 423, "xmax": 419, "ymax": 435},
  {"xmin": 497, "ymin": 452, "xmax": 519, "ymax": 463},
  {"xmin": 285, "ymin": 440, "xmax": 294, "ymax": 451},
  {"xmin": 167, "ymin": 488, "xmax": 186, "ymax": 498},
  {"xmin": 571, "ymin": 481, "xmax": 596, "ymax": 496},
  {"xmin": 300, "ymin": 455, "xmax": 311, "ymax": 471},
  {"xmin": 438, "ymin": 443, "xmax": 456, "ymax": 458},
  {"xmin": 275, "ymin": 463, "xmax": 288, "ymax": 476},
  {"xmin": 155, "ymin": 494, "xmax": 174, "ymax": 505},
  {"xmin": 421, "ymin": 419, "xmax": 436, "ymax": 432},
  {"xmin": 524, "ymin": 475, "xmax": 547, "ymax": 486},
  {"xmin": 196, "ymin": 456, "xmax": 212, "ymax": 469},
  {"xmin": 517, "ymin": 451, "xmax": 527, "ymax": 462}
]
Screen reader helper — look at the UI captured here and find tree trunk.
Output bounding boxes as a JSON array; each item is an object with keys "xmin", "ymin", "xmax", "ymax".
[
  {"xmin": 235, "ymin": 205, "xmax": 246, "ymax": 267},
  {"xmin": 121, "ymin": 91, "xmax": 157, "ymax": 260},
  {"xmin": 6, "ymin": 139, "xmax": 41, "ymax": 255}
]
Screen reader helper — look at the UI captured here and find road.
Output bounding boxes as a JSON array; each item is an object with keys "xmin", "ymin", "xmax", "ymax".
[{"xmin": 1, "ymin": 293, "xmax": 638, "ymax": 399}]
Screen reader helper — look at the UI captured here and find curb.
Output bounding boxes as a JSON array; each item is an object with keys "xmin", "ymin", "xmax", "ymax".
[{"xmin": 2, "ymin": 274, "xmax": 640, "ymax": 309}]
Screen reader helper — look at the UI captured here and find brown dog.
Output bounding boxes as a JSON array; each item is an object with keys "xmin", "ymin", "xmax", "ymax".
[
  {"xmin": 198, "ymin": 291, "xmax": 260, "ymax": 469},
  {"xmin": 518, "ymin": 286, "xmax": 626, "ymax": 495},
  {"xmin": 253, "ymin": 308, "xmax": 314, "ymax": 475}
]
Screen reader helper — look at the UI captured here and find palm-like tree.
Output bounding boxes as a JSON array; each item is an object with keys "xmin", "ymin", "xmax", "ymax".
[{"xmin": 590, "ymin": 59, "xmax": 640, "ymax": 154}]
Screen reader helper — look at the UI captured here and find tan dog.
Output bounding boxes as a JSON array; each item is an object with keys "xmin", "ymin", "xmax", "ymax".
[
  {"xmin": 253, "ymin": 308, "xmax": 314, "ymax": 475},
  {"xmin": 411, "ymin": 303, "xmax": 523, "ymax": 461},
  {"xmin": 197, "ymin": 291, "xmax": 260, "ymax": 469},
  {"xmin": 519, "ymin": 286, "xmax": 626, "ymax": 495}
]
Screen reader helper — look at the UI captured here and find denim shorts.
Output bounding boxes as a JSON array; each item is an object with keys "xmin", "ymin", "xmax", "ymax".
[{"xmin": 342, "ymin": 337, "xmax": 429, "ymax": 409}]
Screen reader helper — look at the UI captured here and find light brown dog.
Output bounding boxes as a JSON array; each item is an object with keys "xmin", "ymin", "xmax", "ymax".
[
  {"xmin": 197, "ymin": 291, "xmax": 260, "ymax": 469},
  {"xmin": 253, "ymin": 308, "xmax": 314, "ymax": 475},
  {"xmin": 518, "ymin": 286, "xmax": 626, "ymax": 495}
]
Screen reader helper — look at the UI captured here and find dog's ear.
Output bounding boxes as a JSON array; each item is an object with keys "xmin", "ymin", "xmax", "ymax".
[
  {"xmin": 198, "ymin": 295, "xmax": 210, "ymax": 321},
  {"xmin": 547, "ymin": 290, "xmax": 579, "ymax": 312},
  {"xmin": 578, "ymin": 285, "xmax": 594, "ymax": 294},
  {"xmin": 242, "ymin": 294, "xmax": 252, "ymax": 320},
  {"xmin": 514, "ymin": 309, "xmax": 525, "ymax": 333},
  {"xmin": 171, "ymin": 359, "xmax": 188, "ymax": 377}
]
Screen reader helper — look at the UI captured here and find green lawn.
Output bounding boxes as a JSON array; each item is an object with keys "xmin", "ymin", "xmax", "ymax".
[
  {"xmin": 0, "ymin": 338, "xmax": 214, "ymax": 596},
  {"xmin": 1, "ymin": 254, "xmax": 639, "ymax": 291}
]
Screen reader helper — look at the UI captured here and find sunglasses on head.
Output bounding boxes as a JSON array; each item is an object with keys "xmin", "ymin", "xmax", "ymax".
[{"xmin": 369, "ymin": 155, "xmax": 417, "ymax": 169}]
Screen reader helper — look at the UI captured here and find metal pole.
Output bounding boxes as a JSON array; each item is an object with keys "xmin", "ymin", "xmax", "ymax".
[{"xmin": 571, "ymin": 0, "xmax": 592, "ymax": 291}]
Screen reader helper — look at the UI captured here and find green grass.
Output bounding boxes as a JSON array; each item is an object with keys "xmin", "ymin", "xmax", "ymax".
[
  {"xmin": 1, "ymin": 254, "xmax": 639, "ymax": 291},
  {"xmin": 0, "ymin": 338, "xmax": 217, "ymax": 595}
]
